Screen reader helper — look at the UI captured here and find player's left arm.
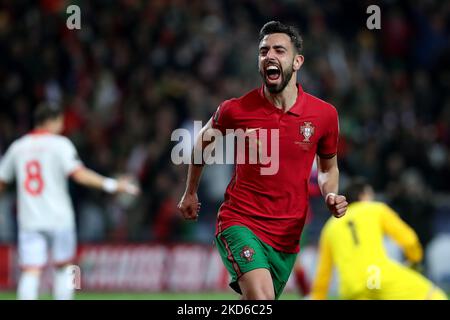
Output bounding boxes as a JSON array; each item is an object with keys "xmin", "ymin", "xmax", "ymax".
[
  {"xmin": 317, "ymin": 155, "xmax": 347, "ymax": 218},
  {"xmin": 316, "ymin": 106, "xmax": 347, "ymax": 218}
]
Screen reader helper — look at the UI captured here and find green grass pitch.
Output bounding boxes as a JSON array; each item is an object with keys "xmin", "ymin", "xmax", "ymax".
[
  {"xmin": 1, "ymin": 291, "xmax": 448, "ymax": 300},
  {"xmin": 0, "ymin": 291, "xmax": 303, "ymax": 300}
]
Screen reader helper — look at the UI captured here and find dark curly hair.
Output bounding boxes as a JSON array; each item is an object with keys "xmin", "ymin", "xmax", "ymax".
[{"xmin": 259, "ymin": 21, "xmax": 303, "ymax": 54}]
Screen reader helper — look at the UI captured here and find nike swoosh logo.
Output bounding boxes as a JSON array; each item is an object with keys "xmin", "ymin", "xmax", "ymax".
[{"xmin": 245, "ymin": 128, "xmax": 261, "ymax": 133}]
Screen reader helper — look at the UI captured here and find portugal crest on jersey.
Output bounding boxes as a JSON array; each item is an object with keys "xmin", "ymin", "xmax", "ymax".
[
  {"xmin": 300, "ymin": 122, "xmax": 315, "ymax": 142},
  {"xmin": 240, "ymin": 246, "xmax": 255, "ymax": 262}
]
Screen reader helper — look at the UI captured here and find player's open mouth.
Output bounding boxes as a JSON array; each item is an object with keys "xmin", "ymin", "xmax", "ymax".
[{"xmin": 266, "ymin": 65, "xmax": 281, "ymax": 81}]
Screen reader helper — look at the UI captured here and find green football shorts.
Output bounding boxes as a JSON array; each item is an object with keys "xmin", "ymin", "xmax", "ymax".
[{"xmin": 215, "ymin": 225, "xmax": 298, "ymax": 299}]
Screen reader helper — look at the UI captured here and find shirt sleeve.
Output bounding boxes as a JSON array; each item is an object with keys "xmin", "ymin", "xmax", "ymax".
[
  {"xmin": 60, "ymin": 138, "xmax": 84, "ymax": 176},
  {"xmin": 317, "ymin": 105, "xmax": 339, "ymax": 159},
  {"xmin": 211, "ymin": 100, "xmax": 234, "ymax": 135},
  {"xmin": 311, "ymin": 224, "xmax": 333, "ymax": 300},
  {"xmin": 380, "ymin": 203, "xmax": 423, "ymax": 263},
  {"xmin": 0, "ymin": 143, "xmax": 16, "ymax": 183}
]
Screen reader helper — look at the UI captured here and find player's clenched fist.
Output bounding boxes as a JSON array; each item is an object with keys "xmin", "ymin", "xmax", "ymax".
[
  {"xmin": 177, "ymin": 193, "xmax": 201, "ymax": 220},
  {"xmin": 325, "ymin": 193, "xmax": 348, "ymax": 218}
]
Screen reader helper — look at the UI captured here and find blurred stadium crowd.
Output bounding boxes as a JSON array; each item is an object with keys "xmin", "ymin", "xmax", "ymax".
[{"xmin": 0, "ymin": 0, "xmax": 449, "ymax": 259}]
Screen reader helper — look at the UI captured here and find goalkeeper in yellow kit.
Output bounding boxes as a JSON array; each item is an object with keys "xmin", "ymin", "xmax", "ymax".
[{"xmin": 311, "ymin": 178, "xmax": 447, "ymax": 300}]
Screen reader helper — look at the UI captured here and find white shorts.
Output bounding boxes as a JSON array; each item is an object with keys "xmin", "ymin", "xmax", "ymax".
[{"xmin": 18, "ymin": 229, "xmax": 76, "ymax": 268}]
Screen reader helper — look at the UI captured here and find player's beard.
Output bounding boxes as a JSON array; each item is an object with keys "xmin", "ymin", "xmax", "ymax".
[{"xmin": 260, "ymin": 61, "xmax": 294, "ymax": 94}]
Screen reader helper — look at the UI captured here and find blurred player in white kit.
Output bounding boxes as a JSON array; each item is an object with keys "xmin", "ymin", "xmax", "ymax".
[{"xmin": 0, "ymin": 103, "xmax": 140, "ymax": 300}]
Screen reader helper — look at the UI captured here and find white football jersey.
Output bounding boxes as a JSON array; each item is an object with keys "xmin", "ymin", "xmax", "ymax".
[{"xmin": 0, "ymin": 131, "xmax": 83, "ymax": 231}]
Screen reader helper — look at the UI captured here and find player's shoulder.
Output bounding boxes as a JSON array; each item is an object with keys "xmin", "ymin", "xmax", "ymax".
[
  {"xmin": 370, "ymin": 201, "xmax": 398, "ymax": 216},
  {"xmin": 4, "ymin": 135, "xmax": 30, "ymax": 153},
  {"xmin": 5, "ymin": 137, "xmax": 23, "ymax": 150},
  {"xmin": 219, "ymin": 88, "xmax": 262, "ymax": 111},
  {"xmin": 53, "ymin": 135, "xmax": 76, "ymax": 149},
  {"xmin": 370, "ymin": 201, "xmax": 388, "ymax": 207},
  {"xmin": 352, "ymin": 201, "xmax": 393, "ymax": 221},
  {"xmin": 304, "ymin": 91, "xmax": 338, "ymax": 116}
]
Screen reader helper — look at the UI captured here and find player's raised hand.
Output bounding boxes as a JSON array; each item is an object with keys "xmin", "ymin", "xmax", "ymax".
[
  {"xmin": 116, "ymin": 177, "xmax": 141, "ymax": 196},
  {"xmin": 325, "ymin": 193, "xmax": 348, "ymax": 218},
  {"xmin": 177, "ymin": 193, "xmax": 201, "ymax": 221}
]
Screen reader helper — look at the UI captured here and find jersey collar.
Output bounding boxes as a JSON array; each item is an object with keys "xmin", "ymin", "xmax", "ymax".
[{"xmin": 260, "ymin": 84, "xmax": 305, "ymax": 116}]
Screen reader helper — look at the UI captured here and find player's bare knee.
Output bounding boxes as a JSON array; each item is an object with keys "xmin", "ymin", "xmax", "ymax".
[
  {"xmin": 238, "ymin": 268, "xmax": 275, "ymax": 300},
  {"xmin": 240, "ymin": 280, "xmax": 275, "ymax": 300},
  {"xmin": 258, "ymin": 288, "xmax": 275, "ymax": 300},
  {"xmin": 242, "ymin": 287, "xmax": 274, "ymax": 300}
]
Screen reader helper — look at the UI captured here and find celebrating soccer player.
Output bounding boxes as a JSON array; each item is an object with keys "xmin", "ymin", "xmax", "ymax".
[{"xmin": 178, "ymin": 21, "xmax": 347, "ymax": 300}]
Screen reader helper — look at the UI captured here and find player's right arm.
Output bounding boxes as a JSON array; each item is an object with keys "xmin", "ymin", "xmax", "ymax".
[
  {"xmin": 380, "ymin": 204, "xmax": 423, "ymax": 263},
  {"xmin": 178, "ymin": 101, "xmax": 233, "ymax": 221},
  {"xmin": 177, "ymin": 100, "xmax": 234, "ymax": 220},
  {"xmin": 311, "ymin": 226, "xmax": 333, "ymax": 300},
  {"xmin": 178, "ymin": 117, "xmax": 217, "ymax": 221}
]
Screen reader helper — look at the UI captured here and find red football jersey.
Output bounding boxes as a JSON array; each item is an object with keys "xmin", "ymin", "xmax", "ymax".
[{"xmin": 212, "ymin": 84, "xmax": 339, "ymax": 253}]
